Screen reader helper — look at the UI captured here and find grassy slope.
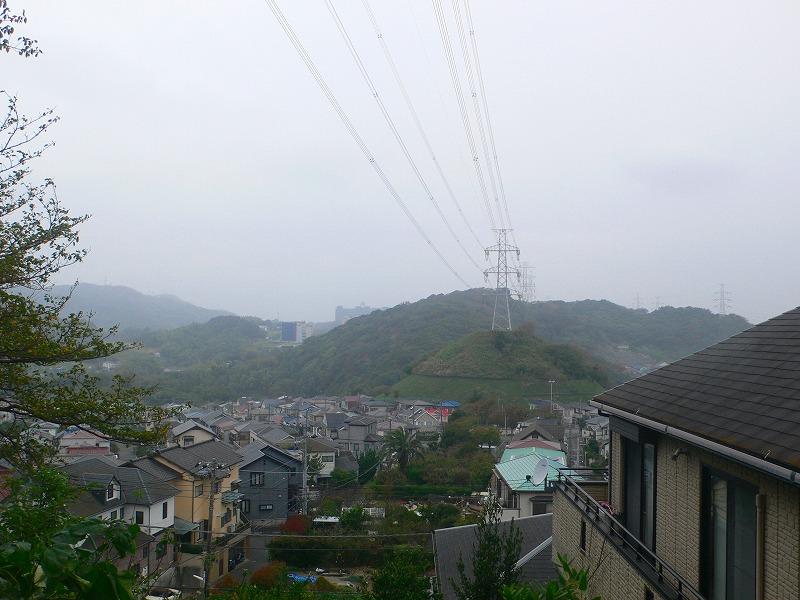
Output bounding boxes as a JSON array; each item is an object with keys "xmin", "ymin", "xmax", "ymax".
[{"xmin": 392, "ymin": 330, "xmax": 610, "ymax": 404}]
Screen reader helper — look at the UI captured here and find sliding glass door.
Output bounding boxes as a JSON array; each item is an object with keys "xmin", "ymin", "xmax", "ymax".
[
  {"xmin": 623, "ymin": 438, "xmax": 656, "ymax": 550},
  {"xmin": 702, "ymin": 469, "xmax": 757, "ymax": 600}
]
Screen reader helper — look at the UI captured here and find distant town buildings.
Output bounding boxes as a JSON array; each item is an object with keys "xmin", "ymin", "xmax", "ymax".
[
  {"xmin": 334, "ymin": 303, "xmax": 378, "ymax": 324},
  {"xmin": 280, "ymin": 321, "xmax": 313, "ymax": 343}
]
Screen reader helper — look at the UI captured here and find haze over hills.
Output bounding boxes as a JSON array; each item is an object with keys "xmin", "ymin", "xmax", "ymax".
[
  {"xmin": 105, "ymin": 288, "xmax": 751, "ymax": 403},
  {"xmin": 44, "ymin": 283, "xmax": 234, "ymax": 331}
]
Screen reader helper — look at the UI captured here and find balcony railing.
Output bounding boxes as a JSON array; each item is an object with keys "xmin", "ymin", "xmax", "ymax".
[{"xmin": 556, "ymin": 468, "xmax": 704, "ymax": 600}]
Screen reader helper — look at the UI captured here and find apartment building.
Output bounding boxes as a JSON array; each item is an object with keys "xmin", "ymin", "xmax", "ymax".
[{"xmin": 553, "ymin": 306, "xmax": 800, "ymax": 600}]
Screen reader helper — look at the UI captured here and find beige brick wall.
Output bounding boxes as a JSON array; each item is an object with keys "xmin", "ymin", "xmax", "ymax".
[
  {"xmin": 610, "ymin": 431, "xmax": 624, "ymax": 510},
  {"xmin": 552, "ymin": 491, "xmax": 669, "ymax": 600},
  {"xmin": 654, "ymin": 434, "xmax": 800, "ymax": 598}
]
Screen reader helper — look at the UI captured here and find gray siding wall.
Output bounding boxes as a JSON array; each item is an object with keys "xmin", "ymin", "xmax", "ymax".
[{"xmin": 239, "ymin": 454, "xmax": 294, "ymax": 522}]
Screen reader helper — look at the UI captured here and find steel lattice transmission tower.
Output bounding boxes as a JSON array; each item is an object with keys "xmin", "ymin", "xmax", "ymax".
[
  {"xmin": 484, "ymin": 229, "xmax": 521, "ymax": 331},
  {"xmin": 519, "ymin": 262, "xmax": 536, "ymax": 303},
  {"xmin": 714, "ymin": 283, "xmax": 732, "ymax": 315}
]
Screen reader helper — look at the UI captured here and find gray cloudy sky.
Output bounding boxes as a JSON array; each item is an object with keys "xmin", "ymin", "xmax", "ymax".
[{"xmin": 7, "ymin": 1, "xmax": 799, "ymax": 323}]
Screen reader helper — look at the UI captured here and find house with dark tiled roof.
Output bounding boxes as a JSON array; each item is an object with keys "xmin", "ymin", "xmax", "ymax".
[
  {"xmin": 337, "ymin": 415, "xmax": 382, "ymax": 456},
  {"xmin": 553, "ymin": 306, "xmax": 800, "ymax": 600},
  {"xmin": 127, "ymin": 440, "xmax": 249, "ymax": 589},
  {"xmin": 61, "ymin": 457, "xmax": 179, "ymax": 579},
  {"xmin": 236, "ymin": 440, "xmax": 302, "ymax": 525},
  {"xmin": 170, "ymin": 419, "xmax": 216, "ymax": 447},
  {"xmin": 434, "ymin": 514, "xmax": 556, "ymax": 600}
]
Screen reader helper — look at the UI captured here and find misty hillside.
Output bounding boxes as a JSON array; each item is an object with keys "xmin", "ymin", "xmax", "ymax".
[
  {"xmin": 44, "ymin": 283, "xmax": 233, "ymax": 331},
  {"xmin": 391, "ymin": 329, "xmax": 613, "ymax": 403},
  {"xmin": 261, "ymin": 289, "xmax": 750, "ymax": 395}
]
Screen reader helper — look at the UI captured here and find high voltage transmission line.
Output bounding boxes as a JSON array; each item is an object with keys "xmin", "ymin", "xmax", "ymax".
[
  {"xmin": 263, "ymin": 0, "xmax": 472, "ymax": 288},
  {"xmin": 360, "ymin": 0, "xmax": 484, "ymax": 252},
  {"xmin": 324, "ymin": 0, "xmax": 481, "ymax": 271},
  {"xmin": 431, "ymin": 0, "xmax": 498, "ymax": 230}
]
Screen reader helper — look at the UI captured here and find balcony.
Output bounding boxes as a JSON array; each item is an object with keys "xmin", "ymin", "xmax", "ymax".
[
  {"xmin": 555, "ymin": 468, "xmax": 704, "ymax": 600},
  {"xmin": 221, "ymin": 490, "xmax": 244, "ymax": 503}
]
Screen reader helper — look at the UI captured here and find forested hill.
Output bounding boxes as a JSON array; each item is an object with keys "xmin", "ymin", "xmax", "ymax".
[
  {"xmin": 262, "ymin": 289, "xmax": 750, "ymax": 395},
  {"xmin": 42, "ymin": 283, "xmax": 233, "ymax": 331}
]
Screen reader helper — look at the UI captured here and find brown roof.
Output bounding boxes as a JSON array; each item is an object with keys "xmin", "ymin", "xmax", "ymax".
[{"xmin": 595, "ymin": 306, "xmax": 800, "ymax": 470}]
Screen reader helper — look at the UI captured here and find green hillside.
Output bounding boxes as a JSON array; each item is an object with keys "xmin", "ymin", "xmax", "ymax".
[
  {"xmin": 109, "ymin": 288, "xmax": 751, "ymax": 403},
  {"xmin": 262, "ymin": 289, "xmax": 749, "ymax": 395},
  {"xmin": 392, "ymin": 329, "xmax": 611, "ymax": 404}
]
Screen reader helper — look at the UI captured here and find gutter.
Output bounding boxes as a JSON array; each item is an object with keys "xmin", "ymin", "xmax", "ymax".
[{"xmin": 591, "ymin": 400, "xmax": 800, "ymax": 486}]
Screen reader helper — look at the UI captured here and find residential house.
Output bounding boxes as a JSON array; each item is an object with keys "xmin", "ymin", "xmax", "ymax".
[
  {"xmin": 553, "ymin": 306, "xmax": 800, "ymax": 600},
  {"xmin": 55, "ymin": 427, "xmax": 112, "ymax": 456},
  {"xmin": 490, "ymin": 444, "xmax": 567, "ymax": 519},
  {"xmin": 237, "ymin": 440, "xmax": 302, "ymax": 524},
  {"xmin": 322, "ymin": 412, "xmax": 348, "ymax": 439},
  {"xmin": 62, "ymin": 457, "xmax": 178, "ymax": 580},
  {"xmin": 434, "ymin": 514, "xmax": 556, "ymax": 600},
  {"xmin": 128, "ymin": 440, "xmax": 248, "ymax": 589},
  {"xmin": 337, "ymin": 415, "xmax": 382, "ymax": 456},
  {"xmin": 305, "ymin": 437, "xmax": 339, "ymax": 479},
  {"xmin": 170, "ymin": 420, "xmax": 216, "ymax": 447}
]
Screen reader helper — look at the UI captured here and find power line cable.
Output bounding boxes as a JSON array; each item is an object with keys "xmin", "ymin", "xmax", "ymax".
[
  {"xmin": 324, "ymin": 0, "xmax": 480, "ymax": 272},
  {"xmin": 447, "ymin": 0, "xmax": 506, "ymax": 231},
  {"xmin": 360, "ymin": 0, "xmax": 484, "ymax": 252},
  {"xmin": 430, "ymin": 0, "xmax": 497, "ymax": 230},
  {"xmin": 461, "ymin": 0, "xmax": 516, "ymax": 243},
  {"xmin": 263, "ymin": 0, "xmax": 471, "ymax": 288}
]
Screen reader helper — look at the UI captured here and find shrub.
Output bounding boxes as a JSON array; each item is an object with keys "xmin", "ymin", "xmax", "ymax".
[
  {"xmin": 281, "ymin": 515, "xmax": 312, "ymax": 535},
  {"xmin": 213, "ymin": 573, "xmax": 239, "ymax": 591},
  {"xmin": 250, "ymin": 561, "xmax": 288, "ymax": 589}
]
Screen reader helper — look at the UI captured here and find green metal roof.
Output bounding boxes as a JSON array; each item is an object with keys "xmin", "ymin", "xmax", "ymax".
[{"xmin": 495, "ymin": 447, "xmax": 566, "ymax": 492}]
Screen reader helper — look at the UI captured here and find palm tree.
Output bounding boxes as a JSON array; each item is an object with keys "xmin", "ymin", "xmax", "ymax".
[{"xmin": 384, "ymin": 427, "xmax": 424, "ymax": 473}]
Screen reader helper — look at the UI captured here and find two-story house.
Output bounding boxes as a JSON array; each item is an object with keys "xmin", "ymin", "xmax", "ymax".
[
  {"xmin": 305, "ymin": 437, "xmax": 339, "ymax": 479},
  {"xmin": 62, "ymin": 457, "xmax": 178, "ymax": 580},
  {"xmin": 237, "ymin": 440, "xmax": 303, "ymax": 524},
  {"xmin": 490, "ymin": 441, "xmax": 568, "ymax": 519},
  {"xmin": 170, "ymin": 420, "xmax": 216, "ymax": 447},
  {"xmin": 128, "ymin": 440, "xmax": 249, "ymax": 589},
  {"xmin": 553, "ymin": 306, "xmax": 800, "ymax": 600},
  {"xmin": 337, "ymin": 415, "xmax": 381, "ymax": 456}
]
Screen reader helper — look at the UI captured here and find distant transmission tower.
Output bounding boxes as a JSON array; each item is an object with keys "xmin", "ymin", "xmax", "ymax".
[
  {"xmin": 484, "ymin": 229, "xmax": 520, "ymax": 331},
  {"xmin": 519, "ymin": 262, "xmax": 536, "ymax": 303},
  {"xmin": 714, "ymin": 283, "xmax": 732, "ymax": 315}
]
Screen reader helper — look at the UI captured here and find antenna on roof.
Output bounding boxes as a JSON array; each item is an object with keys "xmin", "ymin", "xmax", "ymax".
[{"xmin": 531, "ymin": 457, "xmax": 549, "ymax": 485}]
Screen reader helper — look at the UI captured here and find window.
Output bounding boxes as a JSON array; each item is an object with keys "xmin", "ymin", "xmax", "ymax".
[
  {"xmin": 259, "ymin": 504, "xmax": 273, "ymax": 512},
  {"xmin": 221, "ymin": 509, "xmax": 232, "ymax": 526},
  {"xmin": 623, "ymin": 437, "xmax": 657, "ymax": 550},
  {"xmin": 162, "ymin": 502, "xmax": 168, "ymax": 519},
  {"xmin": 701, "ymin": 469, "xmax": 757, "ymax": 600},
  {"xmin": 106, "ymin": 484, "xmax": 115, "ymax": 500},
  {"xmin": 580, "ymin": 520, "xmax": 587, "ymax": 552},
  {"xmin": 109, "ymin": 510, "xmax": 118, "ymax": 520},
  {"xmin": 353, "ymin": 443, "xmax": 360, "ymax": 452},
  {"xmin": 120, "ymin": 507, "xmax": 125, "ymax": 519},
  {"xmin": 250, "ymin": 472, "xmax": 265, "ymax": 487},
  {"xmin": 241, "ymin": 499, "xmax": 250, "ymax": 514},
  {"xmin": 141, "ymin": 543, "xmax": 149, "ymax": 559},
  {"xmin": 321, "ymin": 455, "xmax": 334, "ymax": 463},
  {"xmin": 212, "ymin": 481, "xmax": 221, "ymax": 493},
  {"xmin": 135, "ymin": 510, "xmax": 144, "ymax": 525},
  {"xmin": 195, "ymin": 484, "xmax": 204, "ymax": 497},
  {"xmin": 183, "ymin": 436, "xmax": 194, "ymax": 447}
]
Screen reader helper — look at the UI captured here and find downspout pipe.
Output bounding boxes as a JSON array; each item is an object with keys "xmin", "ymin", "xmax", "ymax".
[{"xmin": 591, "ymin": 400, "xmax": 800, "ymax": 486}]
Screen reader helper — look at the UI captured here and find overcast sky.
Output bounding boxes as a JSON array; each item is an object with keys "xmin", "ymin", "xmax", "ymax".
[{"xmin": 7, "ymin": 1, "xmax": 799, "ymax": 323}]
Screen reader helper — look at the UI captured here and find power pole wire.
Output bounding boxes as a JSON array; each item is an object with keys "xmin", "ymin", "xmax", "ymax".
[
  {"xmin": 431, "ymin": 0, "xmax": 497, "ymax": 230},
  {"xmin": 264, "ymin": 0, "xmax": 472, "ymax": 289},
  {"xmin": 462, "ymin": 0, "xmax": 516, "ymax": 241},
  {"xmin": 360, "ymin": 0, "xmax": 484, "ymax": 252},
  {"xmin": 448, "ymin": 0, "xmax": 506, "ymax": 231},
  {"xmin": 325, "ymin": 0, "xmax": 481, "ymax": 272}
]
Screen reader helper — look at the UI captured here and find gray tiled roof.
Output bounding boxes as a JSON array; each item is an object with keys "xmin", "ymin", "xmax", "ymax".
[
  {"xmin": 345, "ymin": 415, "xmax": 377, "ymax": 426},
  {"xmin": 171, "ymin": 420, "xmax": 215, "ymax": 437},
  {"xmin": 434, "ymin": 514, "xmax": 555, "ymax": 600},
  {"xmin": 126, "ymin": 457, "xmax": 183, "ymax": 481},
  {"xmin": 595, "ymin": 307, "xmax": 800, "ymax": 470},
  {"xmin": 63, "ymin": 458, "xmax": 179, "ymax": 517},
  {"xmin": 156, "ymin": 440, "xmax": 242, "ymax": 475},
  {"xmin": 324, "ymin": 412, "xmax": 348, "ymax": 431}
]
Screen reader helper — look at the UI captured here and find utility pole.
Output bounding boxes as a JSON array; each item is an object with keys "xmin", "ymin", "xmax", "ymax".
[
  {"xmin": 714, "ymin": 283, "xmax": 732, "ymax": 315},
  {"xmin": 548, "ymin": 379, "xmax": 556, "ymax": 412},
  {"xmin": 196, "ymin": 459, "xmax": 229, "ymax": 600},
  {"xmin": 634, "ymin": 293, "xmax": 642, "ymax": 310},
  {"xmin": 484, "ymin": 228, "xmax": 520, "ymax": 331}
]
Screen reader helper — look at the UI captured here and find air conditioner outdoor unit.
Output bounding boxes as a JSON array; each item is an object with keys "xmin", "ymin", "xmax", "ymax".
[{"xmin": 227, "ymin": 524, "xmax": 235, "ymax": 533}]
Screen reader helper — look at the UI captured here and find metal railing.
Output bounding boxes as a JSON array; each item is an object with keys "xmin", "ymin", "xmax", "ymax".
[{"xmin": 556, "ymin": 468, "xmax": 705, "ymax": 600}]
